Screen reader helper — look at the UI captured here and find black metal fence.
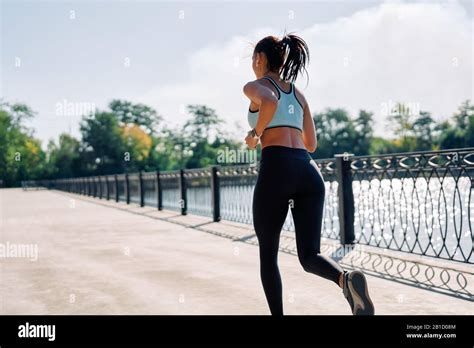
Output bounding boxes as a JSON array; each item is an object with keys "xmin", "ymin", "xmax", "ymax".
[{"xmin": 23, "ymin": 147, "xmax": 474, "ymax": 264}]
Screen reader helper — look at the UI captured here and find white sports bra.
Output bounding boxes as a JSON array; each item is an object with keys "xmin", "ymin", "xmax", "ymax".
[{"xmin": 248, "ymin": 76, "xmax": 304, "ymax": 131}]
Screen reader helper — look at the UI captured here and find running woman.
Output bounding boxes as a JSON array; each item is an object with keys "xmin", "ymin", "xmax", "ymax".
[{"xmin": 243, "ymin": 34, "xmax": 375, "ymax": 316}]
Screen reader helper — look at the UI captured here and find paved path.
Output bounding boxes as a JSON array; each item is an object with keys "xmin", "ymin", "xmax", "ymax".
[{"xmin": 0, "ymin": 188, "xmax": 472, "ymax": 314}]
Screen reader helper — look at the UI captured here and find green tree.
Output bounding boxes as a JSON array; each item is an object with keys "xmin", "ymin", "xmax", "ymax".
[
  {"xmin": 439, "ymin": 100, "xmax": 474, "ymax": 149},
  {"xmin": 453, "ymin": 100, "xmax": 473, "ymax": 132},
  {"xmin": 183, "ymin": 105, "xmax": 223, "ymax": 142},
  {"xmin": 109, "ymin": 99, "xmax": 163, "ymax": 134},
  {"xmin": 313, "ymin": 108, "xmax": 355, "ymax": 159},
  {"xmin": 120, "ymin": 123, "xmax": 153, "ymax": 172},
  {"xmin": 154, "ymin": 128, "xmax": 189, "ymax": 170},
  {"xmin": 181, "ymin": 105, "xmax": 231, "ymax": 168},
  {"xmin": 412, "ymin": 111, "xmax": 437, "ymax": 151},
  {"xmin": 78, "ymin": 100, "xmax": 165, "ymax": 174},
  {"xmin": 387, "ymin": 102, "xmax": 416, "ymax": 152},
  {"xmin": 79, "ymin": 112, "xmax": 127, "ymax": 175},
  {"xmin": 0, "ymin": 102, "xmax": 46, "ymax": 186},
  {"xmin": 369, "ymin": 137, "xmax": 400, "ymax": 155},
  {"xmin": 46, "ymin": 134, "xmax": 82, "ymax": 179},
  {"xmin": 352, "ymin": 110, "xmax": 374, "ymax": 155}
]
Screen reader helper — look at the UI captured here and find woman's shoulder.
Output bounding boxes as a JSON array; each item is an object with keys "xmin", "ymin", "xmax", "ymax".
[
  {"xmin": 292, "ymin": 84, "xmax": 308, "ymax": 109},
  {"xmin": 243, "ymin": 79, "xmax": 265, "ymax": 92},
  {"xmin": 243, "ymin": 78, "xmax": 278, "ymax": 97},
  {"xmin": 245, "ymin": 78, "xmax": 273, "ymax": 88}
]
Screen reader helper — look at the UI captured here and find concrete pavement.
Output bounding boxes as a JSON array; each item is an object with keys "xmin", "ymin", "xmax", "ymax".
[{"xmin": 0, "ymin": 188, "xmax": 472, "ymax": 315}]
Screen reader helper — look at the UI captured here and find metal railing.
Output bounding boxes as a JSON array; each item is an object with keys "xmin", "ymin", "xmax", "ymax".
[
  {"xmin": 349, "ymin": 148, "xmax": 474, "ymax": 264},
  {"xmin": 23, "ymin": 147, "xmax": 474, "ymax": 264}
]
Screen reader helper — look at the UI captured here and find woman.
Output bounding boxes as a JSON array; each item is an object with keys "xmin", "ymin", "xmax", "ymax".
[{"xmin": 243, "ymin": 34, "xmax": 375, "ymax": 316}]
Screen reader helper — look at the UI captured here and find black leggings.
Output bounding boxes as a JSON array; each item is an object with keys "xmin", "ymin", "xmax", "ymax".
[{"xmin": 252, "ymin": 145, "xmax": 344, "ymax": 315}]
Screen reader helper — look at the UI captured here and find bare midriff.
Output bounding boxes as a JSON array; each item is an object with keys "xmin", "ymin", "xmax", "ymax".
[{"xmin": 260, "ymin": 127, "xmax": 307, "ymax": 150}]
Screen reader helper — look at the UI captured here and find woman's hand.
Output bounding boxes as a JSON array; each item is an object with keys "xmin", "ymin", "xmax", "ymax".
[{"xmin": 245, "ymin": 131, "xmax": 259, "ymax": 149}]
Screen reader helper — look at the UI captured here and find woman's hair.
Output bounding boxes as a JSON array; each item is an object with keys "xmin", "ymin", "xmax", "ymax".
[{"xmin": 254, "ymin": 33, "xmax": 309, "ymax": 83}]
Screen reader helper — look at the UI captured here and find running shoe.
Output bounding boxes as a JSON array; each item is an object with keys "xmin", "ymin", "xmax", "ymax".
[{"xmin": 342, "ymin": 270, "xmax": 375, "ymax": 315}]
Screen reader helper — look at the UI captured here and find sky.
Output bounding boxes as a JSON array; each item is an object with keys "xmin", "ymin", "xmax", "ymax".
[{"xmin": 1, "ymin": 0, "xmax": 473, "ymax": 147}]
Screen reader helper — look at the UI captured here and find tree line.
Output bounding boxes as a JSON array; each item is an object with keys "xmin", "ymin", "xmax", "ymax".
[{"xmin": 0, "ymin": 99, "xmax": 473, "ymax": 187}]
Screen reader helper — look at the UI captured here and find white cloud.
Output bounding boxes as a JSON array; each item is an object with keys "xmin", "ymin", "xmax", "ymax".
[{"xmin": 138, "ymin": 1, "xmax": 473, "ymax": 140}]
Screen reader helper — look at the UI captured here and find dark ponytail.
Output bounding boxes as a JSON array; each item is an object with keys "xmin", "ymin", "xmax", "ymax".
[
  {"xmin": 254, "ymin": 33, "xmax": 310, "ymax": 83},
  {"xmin": 280, "ymin": 34, "xmax": 309, "ymax": 83}
]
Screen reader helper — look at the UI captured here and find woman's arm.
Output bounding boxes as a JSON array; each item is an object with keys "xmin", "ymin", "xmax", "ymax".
[
  {"xmin": 243, "ymin": 80, "xmax": 278, "ymax": 136},
  {"xmin": 300, "ymin": 96, "xmax": 317, "ymax": 153}
]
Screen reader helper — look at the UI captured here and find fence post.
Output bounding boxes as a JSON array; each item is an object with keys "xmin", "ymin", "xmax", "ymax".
[
  {"xmin": 105, "ymin": 176, "xmax": 109, "ymax": 200},
  {"xmin": 139, "ymin": 171, "xmax": 145, "ymax": 207},
  {"xmin": 115, "ymin": 175, "xmax": 119, "ymax": 202},
  {"xmin": 87, "ymin": 177, "xmax": 92, "ymax": 196},
  {"xmin": 335, "ymin": 153, "xmax": 355, "ymax": 245},
  {"xmin": 156, "ymin": 171, "xmax": 162, "ymax": 210},
  {"xmin": 211, "ymin": 166, "xmax": 221, "ymax": 222},
  {"xmin": 125, "ymin": 173, "xmax": 130, "ymax": 204},
  {"xmin": 98, "ymin": 176, "xmax": 102, "ymax": 199},
  {"xmin": 179, "ymin": 169, "xmax": 187, "ymax": 215},
  {"xmin": 93, "ymin": 177, "xmax": 97, "ymax": 198}
]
